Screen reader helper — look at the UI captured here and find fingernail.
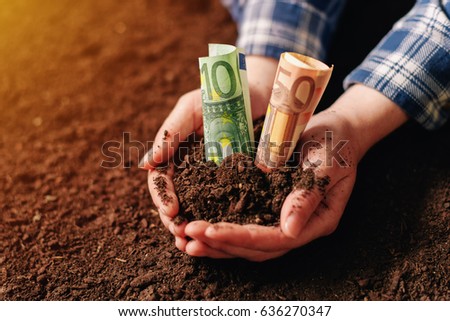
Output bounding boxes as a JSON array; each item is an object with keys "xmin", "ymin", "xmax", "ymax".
[
  {"xmin": 284, "ymin": 212, "xmax": 301, "ymax": 238},
  {"xmin": 205, "ymin": 226, "xmax": 215, "ymax": 237},
  {"xmin": 138, "ymin": 148, "xmax": 153, "ymax": 169}
]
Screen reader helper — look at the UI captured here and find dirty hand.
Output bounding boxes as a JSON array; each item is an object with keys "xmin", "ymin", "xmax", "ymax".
[
  {"xmin": 182, "ymin": 84, "xmax": 408, "ymax": 261},
  {"xmin": 183, "ymin": 109, "xmax": 359, "ymax": 261},
  {"xmin": 142, "ymin": 49, "xmax": 407, "ymax": 261},
  {"xmin": 140, "ymin": 56, "xmax": 278, "ymax": 250}
]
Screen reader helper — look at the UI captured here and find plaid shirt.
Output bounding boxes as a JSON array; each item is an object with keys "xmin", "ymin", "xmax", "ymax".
[{"xmin": 221, "ymin": 0, "xmax": 450, "ymax": 130}]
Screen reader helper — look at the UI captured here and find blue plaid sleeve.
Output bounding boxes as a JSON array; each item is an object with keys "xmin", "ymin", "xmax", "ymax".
[
  {"xmin": 220, "ymin": 0, "xmax": 347, "ymax": 60},
  {"xmin": 344, "ymin": 0, "xmax": 450, "ymax": 130}
]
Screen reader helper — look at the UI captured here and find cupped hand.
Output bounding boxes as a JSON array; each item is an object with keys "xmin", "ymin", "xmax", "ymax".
[
  {"xmin": 183, "ymin": 109, "xmax": 359, "ymax": 261},
  {"xmin": 179, "ymin": 83, "xmax": 408, "ymax": 261},
  {"xmin": 143, "ymin": 56, "xmax": 278, "ymax": 251},
  {"xmin": 144, "ymin": 66, "xmax": 405, "ymax": 261}
]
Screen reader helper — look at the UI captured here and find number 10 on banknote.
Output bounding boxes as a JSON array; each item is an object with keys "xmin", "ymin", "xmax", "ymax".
[{"xmin": 199, "ymin": 44, "xmax": 254, "ymax": 165}]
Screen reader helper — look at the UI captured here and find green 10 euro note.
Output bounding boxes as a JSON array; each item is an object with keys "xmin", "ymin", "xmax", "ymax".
[{"xmin": 199, "ymin": 44, "xmax": 254, "ymax": 165}]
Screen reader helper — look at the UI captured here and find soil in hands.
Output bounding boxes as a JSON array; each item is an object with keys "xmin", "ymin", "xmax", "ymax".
[{"xmin": 169, "ymin": 122, "xmax": 329, "ymax": 226}]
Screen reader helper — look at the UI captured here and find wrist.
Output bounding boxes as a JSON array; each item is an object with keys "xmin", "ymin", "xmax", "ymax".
[
  {"xmin": 245, "ymin": 55, "xmax": 278, "ymax": 118},
  {"xmin": 328, "ymin": 84, "xmax": 409, "ymax": 161}
]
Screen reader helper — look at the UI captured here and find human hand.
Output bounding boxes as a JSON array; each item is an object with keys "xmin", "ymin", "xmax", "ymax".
[
  {"xmin": 182, "ymin": 109, "xmax": 359, "ymax": 261},
  {"xmin": 141, "ymin": 56, "xmax": 278, "ymax": 250},
  {"xmin": 143, "ymin": 88, "xmax": 203, "ymax": 249},
  {"xmin": 181, "ymin": 84, "xmax": 408, "ymax": 261}
]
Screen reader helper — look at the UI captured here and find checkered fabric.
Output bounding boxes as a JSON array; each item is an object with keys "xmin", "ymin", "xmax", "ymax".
[{"xmin": 221, "ymin": 0, "xmax": 450, "ymax": 129}]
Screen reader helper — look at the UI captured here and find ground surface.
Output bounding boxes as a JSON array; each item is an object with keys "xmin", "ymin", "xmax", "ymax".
[{"xmin": 0, "ymin": 0, "xmax": 448, "ymax": 300}]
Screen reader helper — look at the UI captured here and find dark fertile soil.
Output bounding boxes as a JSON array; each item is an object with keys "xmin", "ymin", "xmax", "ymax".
[{"xmin": 1, "ymin": 0, "xmax": 449, "ymax": 301}]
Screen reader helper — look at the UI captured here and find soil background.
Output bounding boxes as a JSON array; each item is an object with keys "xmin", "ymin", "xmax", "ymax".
[{"xmin": 1, "ymin": 0, "xmax": 449, "ymax": 300}]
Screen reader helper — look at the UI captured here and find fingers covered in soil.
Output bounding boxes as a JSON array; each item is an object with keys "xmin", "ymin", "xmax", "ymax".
[{"xmin": 148, "ymin": 164, "xmax": 185, "ymax": 237}]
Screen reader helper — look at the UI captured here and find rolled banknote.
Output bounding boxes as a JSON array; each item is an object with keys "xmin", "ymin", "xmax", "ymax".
[
  {"xmin": 199, "ymin": 44, "xmax": 254, "ymax": 165},
  {"xmin": 255, "ymin": 53, "xmax": 333, "ymax": 171}
]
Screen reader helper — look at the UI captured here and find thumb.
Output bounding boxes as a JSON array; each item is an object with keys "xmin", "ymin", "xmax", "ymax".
[
  {"xmin": 280, "ymin": 185, "xmax": 325, "ymax": 238},
  {"xmin": 139, "ymin": 89, "xmax": 203, "ymax": 170}
]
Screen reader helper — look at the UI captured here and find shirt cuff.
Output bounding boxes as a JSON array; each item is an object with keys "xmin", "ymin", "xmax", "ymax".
[{"xmin": 344, "ymin": 0, "xmax": 450, "ymax": 130}]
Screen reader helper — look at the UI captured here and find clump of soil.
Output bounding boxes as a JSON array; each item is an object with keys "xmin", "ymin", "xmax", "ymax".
[{"xmin": 171, "ymin": 123, "xmax": 329, "ymax": 225}]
